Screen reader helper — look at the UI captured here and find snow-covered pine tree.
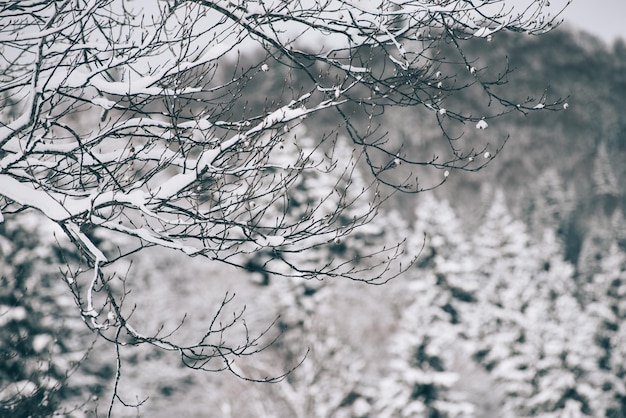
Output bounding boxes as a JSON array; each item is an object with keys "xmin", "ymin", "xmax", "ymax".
[
  {"xmin": 242, "ymin": 125, "xmax": 406, "ymax": 285},
  {"xmin": 585, "ymin": 240, "xmax": 626, "ymax": 417},
  {"xmin": 410, "ymin": 194, "xmax": 478, "ymax": 304},
  {"xmin": 375, "ymin": 195, "xmax": 477, "ymax": 418},
  {"xmin": 465, "ymin": 190, "xmax": 535, "ymax": 373},
  {"xmin": 501, "ymin": 230, "xmax": 605, "ymax": 417},
  {"xmin": 468, "ymin": 192, "xmax": 606, "ymax": 416},
  {"xmin": 375, "ymin": 274, "xmax": 477, "ymax": 418},
  {"xmin": 578, "ymin": 141, "xmax": 623, "ymax": 280},
  {"xmin": 251, "ymin": 278, "xmax": 369, "ymax": 418},
  {"xmin": 0, "ymin": 213, "xmax": 106, "ymax": 416},
  {"xmin": 527, "ymin": 168, "xmax": 574, "ymax": 239},
  {"xmin": 240, "ymin": 128, "xmax": 410, "ymax": 417},
  {"xmin": 592, "ymin": 142, "xmax": 620, "ymax": 203}
]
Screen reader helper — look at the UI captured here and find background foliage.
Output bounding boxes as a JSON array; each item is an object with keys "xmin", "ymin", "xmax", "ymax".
[{"xmin": 1, "ymin": 25, "xmax": 626, "ymax": 417}]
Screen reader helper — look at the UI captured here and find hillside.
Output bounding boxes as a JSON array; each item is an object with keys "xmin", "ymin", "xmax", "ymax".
[
  {"xmin": 2, "ymin": 26, "xmax": 626, "ymax": 417},
  {"xmin": 98, "ymin": 27, "xmax": 626, "ymax": 417},
  {"xmin": 392, "ymin": 28, "xmax": 626, "ymax": 269}
]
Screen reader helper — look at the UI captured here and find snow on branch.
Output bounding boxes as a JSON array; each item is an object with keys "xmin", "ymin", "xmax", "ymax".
[{"xmin": 0, "ymin": 0, "xmax": 569, "ymax": 400}]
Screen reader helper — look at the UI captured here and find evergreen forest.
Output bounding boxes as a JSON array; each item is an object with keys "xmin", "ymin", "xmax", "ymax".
[{"xmin": 2, "ymin": 26, "xmax": 626, "ymax": 417}]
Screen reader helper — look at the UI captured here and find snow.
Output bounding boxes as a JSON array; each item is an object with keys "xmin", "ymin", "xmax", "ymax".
[
  {"xmin": 0, "ymin": 176, "xmax": 111, "ymax": 261},
  {"xmin": 473, "ymin": 24, "xmax": 503, "ymax": 38},
  {"xmin": 3, "ymin": 1, "xmax": 605, "ymax": 410},
  {"xmin": 91, "ymin": 96, "xmax": 116, "ymax": 109},
  {"xmin": 0, "ymin": 6, "xmax": 94, "ymax": 42},
  {"xmin": 154, "ymin": 171, "xmax": 197, "ymax": 200},
  {"xmin": 112, "ymin": 224, "xmax": 200, "ymax": 255},
  {"xmin": 32, "ymin": 334, "xmax": 52, "ymax": 352},
  {"xmin": 263, "ymin": 105, "xmax": 309, "ymax": 127},
  {"xmin": 197, "ymin": 148, "xmax": 222, "ymax": 171},
  {"xmin": 0, "ymin": 175, "xmax": 74, "ymax": 221},
  {"xmin": 178, "ymin": 118, "xmax": 213, "ymax": 130},
  {"xmin": 107, "ymin": 311, "xmax": 117, "ymax": 323},
  {"xmin": 67, "ymin": 223, "xmax": 108, "ymax": 263},
  {"xmin": 0, "ymin": 104, "xmax": 32, "ymax": 143},
  {"xmin": 339, "ymin": 64, "xmax": 369, "ymax": 73},
  {"xmin": 0, "ymin": 305, "xmax": 27, "ymax": 326},
  {"xmin": 257, "ymin": 235, "xmax": 286, "ymax": 247},
  {"xmin": 90, "ymin": 189, "xmax": 149, "ymax": 211},
  {"xmin": 114, "ymin": 117, "xmax": 174, "ymax": 130},
  {"xmin": 88, "ymin": 68, "xmax": 202, "ymax": 96},
  {"xmin": 179, "ymin": 41, "xmax": 233, "ymax": 71},
  {"xmin": 3, "ymin": 380, "xmax": 37, "ymax": 398},
  {"xmin": 533, "ymin": 103, "xmax": 545, "ymax": 109},
  {"xmin": 388, "ymin": 54, "xmax": 408, "ymax": 70}
]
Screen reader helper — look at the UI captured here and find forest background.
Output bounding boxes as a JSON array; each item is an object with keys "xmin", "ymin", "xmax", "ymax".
[{"xmin": 2, "ymin": 8, "xmax": 626, "ymax": 418}]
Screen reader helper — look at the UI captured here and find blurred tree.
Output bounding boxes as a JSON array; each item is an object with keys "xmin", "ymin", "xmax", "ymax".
[
  {"xmin": 0, "ymin": 0, "xmax": 569, "ymax": 411},
  {"xmin": 375, "ymin": 274, "xmax": 477, "ymax": 418},
  {"xmin": 409, "ymin": 194, "xmax": 475, "ymax": 289},
  {"xmin": 467, "ymin": 192, "xmax": 608, "ymax": 417},
  {"xmin": 243, "ymin": 126, "xmax": 398, "ymax": 284},
  {"xmin": 585, "ymin": 241, "xmax": 626, "ymax": 417},
  {"xmin": 375, "ymin": 195, "xmax": 477, "ymax": 417},
  {"xmin": 0, "ymin": 217, "xmax": 64, "ymax": 417},
  {"xmin": 465, "ymin": 191, "xmax": 540, "ymax": 411},
  {"xmin": 592, "ymin": 142, "xmax": 620, "ymax": 213},
  {"xmin": 254, "ymin": 279, "xmax": 369, "ymax": 418},
  {"xmin": 0, "ymin": 214, "xmax": 108, "ymax": 417},
  {"xmin": 238, "ymin": 133, "xmax": 412, "ymax": 417},
  {"xmin": 497, "ymin": 230, "xmax": 605, "ymax": 417},
  {"xmin": 577, "ymin": 214, "xmax": 618, "ymax": 282},
  {"xmin": 527, "ymin": 168, "xmax": 575, "ymax": 239},
  {"xmin": 467, "ymin": 190, "xmax": 535, "ymax": 334}
]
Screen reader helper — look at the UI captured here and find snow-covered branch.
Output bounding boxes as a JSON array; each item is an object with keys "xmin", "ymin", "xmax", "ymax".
[{"xmin": 0, "ymin": 0, "xmax": 569, "ymax": 405}]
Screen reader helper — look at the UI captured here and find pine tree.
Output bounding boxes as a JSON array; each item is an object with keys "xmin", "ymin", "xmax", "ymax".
[
  {"xmin": 585, "ymin": 241, "xmax": 626, "ymax": 417},
  {"xmin": 611, "ymin": 210, "xmax": 626, "ymax": 250},
  {"xmin": 465, "ymin": 190, "xmax": 535, "ymax": 366},
  {"xmin": 0, "ymin": 213, "xmax": 105, "ymax": 416},
  {"xmin": 528, "ymin": 168, "xmax": 574, "ymax": 238},
  {"xmin": 509, "ymin": 230, "xmax": 604, "ymax": 417},
  {"xmin": 240, "ymin": 129, "xmax": 409, "ymax": 417},
  {"xmin": 468, "ymin": 192, "xmax": 605, "ymax": 416},
  {"xmin": 409, "ymin": 194, "xmax": 478, "ymax": 299},
  {"xmin": 254, "ymin": 277, "xmax": 370, "ymax": 418},
  {"xmin": 243, "ymin": 127, "xmax": 394, "ymax": 284},
  {"xmin": 375, "ymin": 195, "xmax": 477, "ymax": 418},
  {"xmin": 577, "ymin": 215, "xmax": 612, "ymax": 281},
  {"xmin": 592, "ymin": 142, "xmax": 620, "ymax": 200},
  {"xmin": 375, "ymin": 274, "xmax": 477, "ymax": 418}
]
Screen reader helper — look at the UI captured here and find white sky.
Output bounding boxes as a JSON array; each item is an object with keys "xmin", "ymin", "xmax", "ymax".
[{"xmin": 548, "ymin": 0, "xmax": 626, "ymax": 44}]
